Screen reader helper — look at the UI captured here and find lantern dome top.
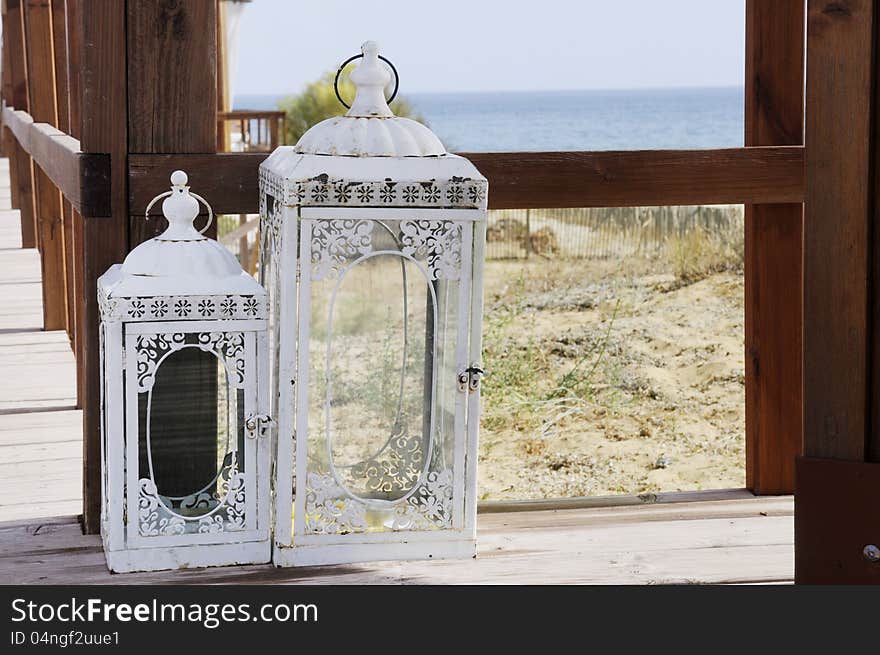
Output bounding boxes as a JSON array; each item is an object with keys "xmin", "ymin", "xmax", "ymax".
[
  {"xmin": 293, "ymin": 41, "xmax": 446, "ymax": 157},
  {"xmin": 99, "ymin": 171, "xmax": 265, "ymax": 300}
]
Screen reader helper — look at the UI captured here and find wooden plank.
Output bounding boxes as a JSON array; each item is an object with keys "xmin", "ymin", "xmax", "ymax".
[
  {"xmin": 0, "ymin": 498, "xmax": 793, "ymax": 584},
  {"xmin": 3, "ymin": 0, "xmax": 37, "ymax": 248},
  {"xmin": 77, "ymin": 0, "xmax": 128, "ymax": 534},
  {"xmin": 128, "ymin": 146, "xmax": 806, "ymax": 215},
  {"xmin": 2, "ymin": 107, "xmax": 32, "ymax": 147},
  {"xmin": 24, "ymin": 0, "xmax": 68, "ymax": 331},
  {"xmin": 0, "ymin": 214, "xmax": 82, "ymax": 524},
  {"xmin": 478, "ymin": 488, "xmax": 758, "ymax": 513},
  {"xmin": 803, "ymin": 0, "xmax": 873, "ymax": 460},
  {"xmin": 744, "ymin": 0, "xmax": 804, "ymax": 494}
]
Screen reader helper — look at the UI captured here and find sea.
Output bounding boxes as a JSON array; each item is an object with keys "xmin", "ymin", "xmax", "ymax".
[{"xmin": 234, "ymin": 86, "xmax": 744, "ymax": 152}]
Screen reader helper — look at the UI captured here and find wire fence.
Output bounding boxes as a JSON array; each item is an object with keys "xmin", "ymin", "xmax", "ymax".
[
  {"xmin": 218, "ymin": 205, "xmax": 745, "ymax": 270},
  {"xmin": 485, "ymin": 205, "xmax": 744, "ymax": 260}
]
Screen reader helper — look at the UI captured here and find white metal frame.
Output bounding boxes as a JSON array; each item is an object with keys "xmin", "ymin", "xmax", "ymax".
[
  {"xmin": 269, "ymin": 206, "xmax": 485, "ymax": 567},
  {"xmin": 101, "ymin": 312, "xmax": 272, "ymax": 573}
]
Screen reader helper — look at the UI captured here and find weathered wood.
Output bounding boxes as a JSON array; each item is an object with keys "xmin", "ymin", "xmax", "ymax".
[
  {"xmin": 128, "ymin": 147, "xmax": 806, "ymax": 215},
  {"xmin": 0, "ymin": 499, "xmax": 793, "ymax": 585},
  {"xmin": 24, "ymin": 0, "xmax": 68, "ymax": 331},
  {"xmin": 2, "ymin": 108, "xmax": 111, "ymax": 215},
  {"xmin": 126, "ymin": 0, "xmax": 217, "ymax": 155},
  {"xmin": 78, "ymin": 0, "xmax": 128, "ymax": 535},
  {"xmin": 3, "ymin": 0, "xmax": 37, "ymax": 248},
  {"xmin": 478, "ymin": 488, "xmax": 758, "ymax": 513},
  {"xmin": 803, "ymin": 0, "xmax": 873, "ymax": 460},
  {"xmin": 0, "ymin": 213, "xmax": 81, "ymax": 524},
  {"xmin": 744, "ymin": 0, "xmax": 804, "ymax": 494}
]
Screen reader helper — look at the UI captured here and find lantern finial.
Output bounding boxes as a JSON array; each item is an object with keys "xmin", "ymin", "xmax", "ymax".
[
  {"xmin": 346, "ymin": 40, "xmax": 394, "ymax": 118},
  {"xmin": 159, "ymin": 170, "xmax": 202, "ymax": 240}
]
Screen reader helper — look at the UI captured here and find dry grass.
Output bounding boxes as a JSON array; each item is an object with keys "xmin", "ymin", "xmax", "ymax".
[
  {"xmin": 477, "ymin": 232, "xmax": 745, "ymax": 500},
  {"xmin": 665, "ymin": 224, "xmax": 744, "ymax": 285}
]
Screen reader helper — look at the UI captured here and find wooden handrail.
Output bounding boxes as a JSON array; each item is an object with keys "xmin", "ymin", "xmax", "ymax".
[
  {"xmin": 2, "ymin": 104, "xmax": 110, "ymax": 215},
  {"xmin": 129, "ymin": 145, "xmax": 805, "ymax": 215},
  {"xmin": 218, "ymin": 110, "xmax": 286, "ymax": 120}
]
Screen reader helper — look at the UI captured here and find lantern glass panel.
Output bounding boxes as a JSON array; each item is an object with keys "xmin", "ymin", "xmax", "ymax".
[
  {"xmin": 296, "ymin": 217, "xmax": 472, "ymax": 535},
  {"xmin": 134, "ymin": 333, "xmax": 248, "ymax": 532}
]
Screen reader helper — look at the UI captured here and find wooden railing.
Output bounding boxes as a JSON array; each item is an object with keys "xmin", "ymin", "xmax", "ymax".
[
  {"xmin": 0, "ymin": 0, "xmax": 809, "ymax": 533},
  {"xmin": 127, "ymin": 147, "xmax": 804, "ymax": 214},
  {"xmin": 218, "ymin": 110, "xmax": 286, "ymax": 152},
  {"xmin": 2, "ymin": 105, "xmax": 110, "ymax": 215}
]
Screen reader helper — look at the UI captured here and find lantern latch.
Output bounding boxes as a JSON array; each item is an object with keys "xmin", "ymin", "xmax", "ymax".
[
  {"xmin": 458, "ymin": 364, "xmax": 484, "ymax": 393},
  {"xmin": 245, "ymin": 413, "xmax": 274, "ymax": 439}
]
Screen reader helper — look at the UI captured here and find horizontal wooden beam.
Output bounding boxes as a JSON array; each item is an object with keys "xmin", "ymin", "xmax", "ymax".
[
  {"xmin": 2, "ymin": 105, "xmax": 111, "ymax": 216},
  {"xmin": 464, "ymin": 147, "xmax": 804, "ymax": 208},
  {"xmin": 129, "ymin": 146, "xmax": 804, "ymax": 214}
]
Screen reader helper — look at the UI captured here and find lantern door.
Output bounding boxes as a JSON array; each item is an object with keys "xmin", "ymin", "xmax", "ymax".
[
  {"xmin": 123, "ymin": 319, "xmax": 269, "ymax": 548},
  {"xmin": 288, "ymin": 216, "xmax": 474, "ymax": 546}
]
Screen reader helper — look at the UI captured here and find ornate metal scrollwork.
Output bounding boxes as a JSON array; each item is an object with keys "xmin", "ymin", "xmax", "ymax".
[
  {"xmin": 400, "ymin": 220, "xmax": 463, "ymax": 280},
  {"xmin": 310, "ymin": 219, "xmax": 374, "ymax": 280}
]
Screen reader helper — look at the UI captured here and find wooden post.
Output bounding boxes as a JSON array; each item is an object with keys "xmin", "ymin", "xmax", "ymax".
[
  {"xmin": 2, "ymin": 0, "xmax": 37, "ymax": 249},
  {"xmin": 66, "ymin": 0, "xmax": 84, "ymax": 407},
  {"xmin": 127, "ymin": 0, "xmax": 218, "ymax": 246},
  {"xmin": 743, "ymin": 0, "xmax": 804, "ymax": 494},
  {"xmin": 796, "ymin": 0, "xmax": 878, "ymax": 583},
  {"xmin": 52, "ymin": 0, "xmax": 77, "ymax": 346},
  {"xmin": 216, "ymin": 0, "xmax": 230, "ymax": 152},
  {"xmin": 23, "ymin": 0, "xmax": 68, "ymax": 331},
  {"xmin": 78, "ymin": 0, "xmax": 128, "ymax": 534}
]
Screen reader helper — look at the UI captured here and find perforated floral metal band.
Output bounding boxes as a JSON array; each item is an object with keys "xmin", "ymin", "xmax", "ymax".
[
  {"xmin": 98, "ymin": 292, "xmax": 268, "ymax": 322},
  {"xmin": 259, "ymin": 168, "xmax": 487, "ymax": 210}
]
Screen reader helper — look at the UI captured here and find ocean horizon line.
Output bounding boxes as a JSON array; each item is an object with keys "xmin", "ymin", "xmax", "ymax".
[{"xmin": 235, "ymin": 84, "xmax": 744, "ymax": 101}]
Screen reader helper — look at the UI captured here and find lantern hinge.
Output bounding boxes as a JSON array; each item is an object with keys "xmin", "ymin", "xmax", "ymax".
[
  {"xmin": 457, "ymin": 364, "xmax": 484, "ymax": 393},
  {"xmin": 245, "ymin": 413, "xmax": 274, "ymax": 439}
]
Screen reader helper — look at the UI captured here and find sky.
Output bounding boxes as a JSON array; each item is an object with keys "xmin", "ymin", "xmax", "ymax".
[{"xmin": 234, "ymin": 0, "xmax": 745, "ymax": 96}]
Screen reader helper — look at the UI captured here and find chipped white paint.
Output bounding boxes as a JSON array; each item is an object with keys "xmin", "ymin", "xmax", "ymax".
[
  {"xmin": 98, "ymin": 171, "xmax": 272, "ymax": 573},
  {"xmin": 260, "ymin": 42, "xmax": 488, "ymax": 567}
]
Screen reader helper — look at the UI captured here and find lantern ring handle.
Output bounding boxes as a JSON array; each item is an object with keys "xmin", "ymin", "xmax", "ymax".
[
  {"xmin": 143, "ymin": 190, "xmax": 214, "ymax": 235},
  {"xmin": 334, "ymin": 53, "xmax": 399, "ymax": 109}
]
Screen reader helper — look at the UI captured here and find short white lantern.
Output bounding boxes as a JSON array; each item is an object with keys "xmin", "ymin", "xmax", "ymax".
[
  {"xmin": 260, "ymin": 42, "xmax": 488, "ymax": 566},
  {"xmin": 98, "ymin": 171, "xmax": 273, "ymax": 573}
]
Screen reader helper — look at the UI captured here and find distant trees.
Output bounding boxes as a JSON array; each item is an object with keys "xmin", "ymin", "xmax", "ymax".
[{"xmin": 278, "ymin": 70, "xmax": 423, "ymax": 145}]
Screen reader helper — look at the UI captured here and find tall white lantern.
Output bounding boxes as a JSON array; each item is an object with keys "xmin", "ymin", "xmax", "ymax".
[
  {"xmin": 98, "ymin": 171, "xmax": 273, "ymax": 573},
  {"xmin": 260, "ymin": 42, "xmax": 488, "ymax": 566}
]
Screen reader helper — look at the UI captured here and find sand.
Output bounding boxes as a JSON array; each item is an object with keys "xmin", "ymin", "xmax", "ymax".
[{"xmin": 477, "ymin": 258, "xmax": 744, "ymax": 500}]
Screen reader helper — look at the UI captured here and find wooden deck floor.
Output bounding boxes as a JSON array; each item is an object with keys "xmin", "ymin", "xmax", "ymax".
[{"xmin": 0, "ymin": 158, "xmax": 795, "ymax": 584}]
